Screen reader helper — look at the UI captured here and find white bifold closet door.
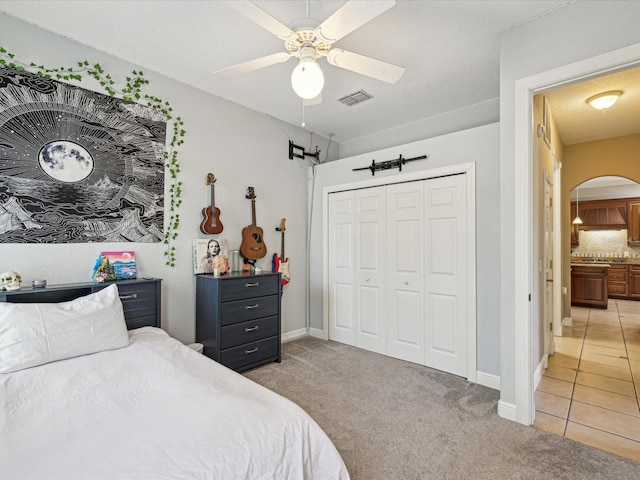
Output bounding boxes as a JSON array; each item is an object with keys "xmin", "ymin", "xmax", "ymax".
[{"xmin": 328, "ymin": 173, "xmax": 468, "ymax": 377}]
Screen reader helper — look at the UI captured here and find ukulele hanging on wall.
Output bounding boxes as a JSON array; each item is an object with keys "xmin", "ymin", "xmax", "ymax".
[
  {"xmin": 272, "ymin": 218, "xmax": 290, "ymax": 285},
  {"xmin": 239, "ymin": 186, "xmax": 267, "ymax": 260},
  {"xmin": 200, "ymin": 173, "xmax": 223, "ymax": 234}
]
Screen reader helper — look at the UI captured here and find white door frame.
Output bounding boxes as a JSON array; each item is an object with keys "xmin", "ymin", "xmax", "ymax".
[
  {"xmin": 514, "ymin": 43, "xmax": 640, "ymax": 425},
  {"xmin": 322, "ymin": 162, "xmax": 477, "ymax": 382}
]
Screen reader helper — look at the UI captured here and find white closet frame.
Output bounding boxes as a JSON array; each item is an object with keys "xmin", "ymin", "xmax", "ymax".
[{"xmin": 322, "ymin": 162, "xmax": 477, "ymax": 383}]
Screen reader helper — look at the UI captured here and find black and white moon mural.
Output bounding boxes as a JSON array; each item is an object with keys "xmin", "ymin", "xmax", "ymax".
[{"xmin": 0, "ymin": 66, "xmax": 166, "ymax": 243}]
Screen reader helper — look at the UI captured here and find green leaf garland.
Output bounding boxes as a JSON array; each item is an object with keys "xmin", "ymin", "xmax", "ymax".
[{"xmin": 0, "ymin": 47, "xmax": 184, "ymax": 267}]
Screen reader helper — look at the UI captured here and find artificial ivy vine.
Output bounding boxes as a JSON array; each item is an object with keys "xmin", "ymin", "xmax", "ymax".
[{"xmin": 0, "ymin": 47, "xmax": 184, "ymax": 267}]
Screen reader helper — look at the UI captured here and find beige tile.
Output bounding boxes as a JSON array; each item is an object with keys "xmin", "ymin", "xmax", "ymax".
[
  {"xmin": 581, "ymin": 343, "xmax": 627, "ymax": 359},
  {"xmin": 569, "ymin": 401, "xmax": 640, "ymax": 442},
  {"xmin": 537, "ymin": 376, "xmax": 574, "ymax": 399},
  {"xmin": 548, "ymin": 352, "xmax": 579, "ymax": 370},
  {"xmin": 584, "ymin": 337, "xmax": 626, "ymax": 350},
  {"xmin": 578, "ymin": 359, "xmax": 633, "ymax": 381},
  {"xmin": 581, "ymin": 351, "xmax": 630, "ymax": 370},
  {"xmin": 572, "ymin": 384, "xmax": 640, "ymax": 417},
  {"xmin": 630, "ymin": 358, "xmax": 640, "ymax": 376},
  {"xmin": 534, "ymin": 390, "xmax": 571, "ymax": 419},
  {"xmin": 575, "ymin": 371, "xmax": 636, "ymax": 397},
  {"xmin": 565, "ymin": 421, "xmax": 640, "ymax": 463},
  {"xmin": 534, "ymin": 411, "xmax": 567, "ymax": 436},
  {"xmin": 543, "ymin": 364, "xmax": 577, "ymax": 383}
]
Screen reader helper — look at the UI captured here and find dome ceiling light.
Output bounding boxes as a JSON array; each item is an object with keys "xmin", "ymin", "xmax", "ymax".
[{"xmin": 586, "ymin": 90, "xmax": 622, "ymax": 110}]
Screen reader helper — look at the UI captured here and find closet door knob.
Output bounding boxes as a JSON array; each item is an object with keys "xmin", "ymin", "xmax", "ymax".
[{"xmin": 403, "ymin": 281, "xmax": 409, "ymax": 285}]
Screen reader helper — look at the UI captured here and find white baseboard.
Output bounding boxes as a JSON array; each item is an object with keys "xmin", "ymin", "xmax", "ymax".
[
  {"xmin": 562, "ymin": 316, "xmax": 572, "ymax": 327},
  {"xmin": 476, "ymin": 371, "xmax": 500, "ymax": 390},
  {"xmin": 281, "ymin": 328, "xmax": 308, "ymax": 343},
  {"xmin": 497, "ymin": 399, "xmax": 517, "ymax": 422},
  {"xmin": 309, "ymin": 327, "xmax": 328, "ymax": 340}
]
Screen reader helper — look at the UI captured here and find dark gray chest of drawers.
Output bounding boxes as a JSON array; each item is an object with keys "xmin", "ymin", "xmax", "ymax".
[
  {"xmin": 0, "ymin": 278, "xmax": 162, "ymax": 330},
  {"xmin": 195, "ymin": 272, "xmax": 281, "ymax": 372}
]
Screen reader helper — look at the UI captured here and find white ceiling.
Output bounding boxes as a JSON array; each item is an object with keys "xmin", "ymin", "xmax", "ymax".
[{"xmin": 0, "ymin": 0, "xmax": 577, "ymax": 144}]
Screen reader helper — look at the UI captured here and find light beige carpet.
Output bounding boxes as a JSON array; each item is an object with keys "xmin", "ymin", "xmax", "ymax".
[{"xmin": 245, "ymin": 336, "xmax": 640, "ymax": 480}]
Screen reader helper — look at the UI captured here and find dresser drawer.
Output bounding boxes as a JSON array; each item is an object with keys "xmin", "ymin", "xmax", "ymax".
[
  {"xmin": 220, "ymin": 336, "xmax": 279, "ymax": 371},
  {"xmin": 220, "ymin": 275, "xmax": 279, "ymax": 302},
  {"xmin": 220, "ymin": 315, "xmax": 279, "ymax": 349},
  {"xmin": 220, "ymin": 295, "xmax": 279, "ymax": 326}
]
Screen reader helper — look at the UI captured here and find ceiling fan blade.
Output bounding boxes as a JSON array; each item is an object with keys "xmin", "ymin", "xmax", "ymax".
[
  {"xmin": 225, "ymin": 1, "xmax": 296, "ymax": 41},
  {"xmin": 315, "ymin": 0, "xmax": 396, "ymax": 44},
  {"xmin": 327, "ymin": 49, "xmax": 405, "ymax": 84},
  {"xmin": 213, "ymin": 52, "xmax": 292, "ymax": 79}
]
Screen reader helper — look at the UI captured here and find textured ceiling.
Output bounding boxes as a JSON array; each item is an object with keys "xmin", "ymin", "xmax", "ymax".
[
  {"xmin": 0, "ymin": 0, "xmax": 573, "ymax": 144},
  {"xmin": 543, "ymin": 66, "xmax": 640, "ymax": 146}
]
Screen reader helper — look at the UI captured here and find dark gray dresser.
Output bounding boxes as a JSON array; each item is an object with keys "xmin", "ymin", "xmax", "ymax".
[
  {"xmin": 0, "ymin": 278, "xmax": 162, "ymax": 330},
  {"xmin": 195, "ymin": 271, "xmax": 281, "ymax": 372}
]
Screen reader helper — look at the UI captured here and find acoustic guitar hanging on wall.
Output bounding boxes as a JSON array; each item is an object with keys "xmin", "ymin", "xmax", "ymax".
[
  {"xmin": 200, "ymin": 173, "xmax": 223, "ymax": 234},
  {"xmin": 272, "ymin": 218, "xmax": 290, "ymax": 285},
  {"xmin": 239, "ymin": 186, "xmax": 267, "ymax": 260}
]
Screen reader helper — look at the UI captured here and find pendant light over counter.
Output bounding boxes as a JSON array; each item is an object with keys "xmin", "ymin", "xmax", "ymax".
[{"xmin": 573, "ymin": 187, "xmax": 583, "ymax": 225}]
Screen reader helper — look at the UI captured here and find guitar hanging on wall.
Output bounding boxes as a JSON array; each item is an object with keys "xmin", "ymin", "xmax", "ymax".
[
  {"xmin": 272, "ymin": 218, "xmax": 290, "ymax": 285},
  {"xmin": 199, "ymin": 173, "xmax": 223, "ymax": 234},
  {"xmin": 239, "ymin": 186, "xmax": 267, "ymax": 260}
]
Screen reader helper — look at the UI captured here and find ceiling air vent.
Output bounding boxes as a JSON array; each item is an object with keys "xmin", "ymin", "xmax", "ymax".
[{"xmin": 338, "ymin": 90, "xmax": 373, "ymax": 106}]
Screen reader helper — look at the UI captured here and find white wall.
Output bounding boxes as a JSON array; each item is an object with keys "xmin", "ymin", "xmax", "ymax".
[
  {"xmin": 340, "ymin": 98, "xmax": 499, "ymax": 159},
  {"xmin": 499, "ymin": 1, "xmax": 640, "ymax": 408},
  {"xmin": 308, "ymin": 123, "xmax": 501, "ymax": 377},
  {"xmin": 0, "ymin": 13, "xmax": 338, "ymax": 344}
]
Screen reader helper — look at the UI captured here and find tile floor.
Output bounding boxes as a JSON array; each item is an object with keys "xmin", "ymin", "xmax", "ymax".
[{"xmin": 534, "ymin": 298, "xmax": 640, "ymax": 463}]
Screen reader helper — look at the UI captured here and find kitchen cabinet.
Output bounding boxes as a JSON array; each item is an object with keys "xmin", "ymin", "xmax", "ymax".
[
  {"xmin": 607, "ymin": 264, "xmax": 628, "ymax": 298},
  {"xmin": 577, "ymin": 199, "xmax": 626, "ymax": 230},
  {"xmin": 629, "ymin": 265, "xmax": 640, "ymax": 299},
  {"xmin": 571, "ymin": 264, "xmax": 609, "ymax": 309},
  {"xmin": 627, "ymin": 199, "xmax": 640, "ymax": 245},
  {"xmin": 570, "ymin": 203, "xmax": 579, "ymax": 246}
]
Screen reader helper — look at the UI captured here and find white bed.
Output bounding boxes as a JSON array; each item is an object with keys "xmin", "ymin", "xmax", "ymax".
[{"xmin": 0, "ymin": 286, "xmax": 349, "ymax": 479}]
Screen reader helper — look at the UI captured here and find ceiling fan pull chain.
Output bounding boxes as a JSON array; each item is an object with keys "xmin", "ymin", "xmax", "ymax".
[{"xmin": 301, "ymin": 100, "xmax": 306, "ymax": 128}]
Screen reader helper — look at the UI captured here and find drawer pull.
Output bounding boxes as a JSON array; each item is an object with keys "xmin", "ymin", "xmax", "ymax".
[
  {"xmin": 119, "ymin": 293, "xmax": 138, "ymax": 300},
  {"xmin": 245, "ymin": 304, "xmax": 259, "ymax": 310},
  {"xmin": 245, "ymin": 325, "xmax": 259, "ymax": 332},
  {"xmin": 245, "ymin": 347, "xmax": 259, "ymax": 354},
  {"xmin": 245, "ymin": 282, "xmax": 260, "ymax": 287}
]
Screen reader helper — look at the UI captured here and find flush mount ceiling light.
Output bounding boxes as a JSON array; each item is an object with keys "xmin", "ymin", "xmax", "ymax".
[{"xmin": 586, "ymin": 90, "xmax": 622, "ymax": 110}]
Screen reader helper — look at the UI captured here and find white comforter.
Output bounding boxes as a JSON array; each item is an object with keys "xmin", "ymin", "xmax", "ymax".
[{"xmin": 0, "ymin": 327, "xmax": 349, "ymax": 480}]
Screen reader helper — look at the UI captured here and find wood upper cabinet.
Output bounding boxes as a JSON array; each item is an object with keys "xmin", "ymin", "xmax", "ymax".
[{"xmin": 627, "ymin": 199, "xmax": 640, "ymax": 245}]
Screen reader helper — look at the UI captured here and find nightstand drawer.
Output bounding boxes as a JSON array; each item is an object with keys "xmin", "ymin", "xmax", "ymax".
[
  {"xmin": 220, "ymin": 315, "xmax": 279, "ymax": 349},
  {"xmin": 115, "ymin": 283, "xmax": 159, "ymax": 327},
  {"xmin": 220, "ymin": 275, "xmax": 279, "ymax": 302},
  {"xmin": 220, "ymin": 336, "xmax": 279, "ymax": 371},
  {"xmin": 220, "ymin": 295, "xmax": 279, "ymax": 326}
]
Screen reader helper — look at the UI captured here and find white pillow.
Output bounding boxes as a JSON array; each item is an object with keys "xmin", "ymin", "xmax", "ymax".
[{"xmin": 0, "ymin": 284, "xmax": 129, "ymax": 373}]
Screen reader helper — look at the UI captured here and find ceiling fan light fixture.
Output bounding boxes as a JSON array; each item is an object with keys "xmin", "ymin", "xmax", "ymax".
[
  {"xmin": 586, "ymin": 90, "xmax": 622, "ymax": 110},
  {"xmin": 291, "ymin": 58, "xmax": 324, "ymax": 100}
]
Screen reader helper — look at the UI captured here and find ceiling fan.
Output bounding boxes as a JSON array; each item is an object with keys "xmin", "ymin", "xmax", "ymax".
[{"xmin": 214, "ymin": 0, "xmax": 405, "ymax": 101}]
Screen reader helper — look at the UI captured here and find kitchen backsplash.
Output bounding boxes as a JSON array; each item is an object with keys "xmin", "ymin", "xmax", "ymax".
[{"xmin": 572, "ymin": 229, "xmax": 640, "ymax": 258}]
